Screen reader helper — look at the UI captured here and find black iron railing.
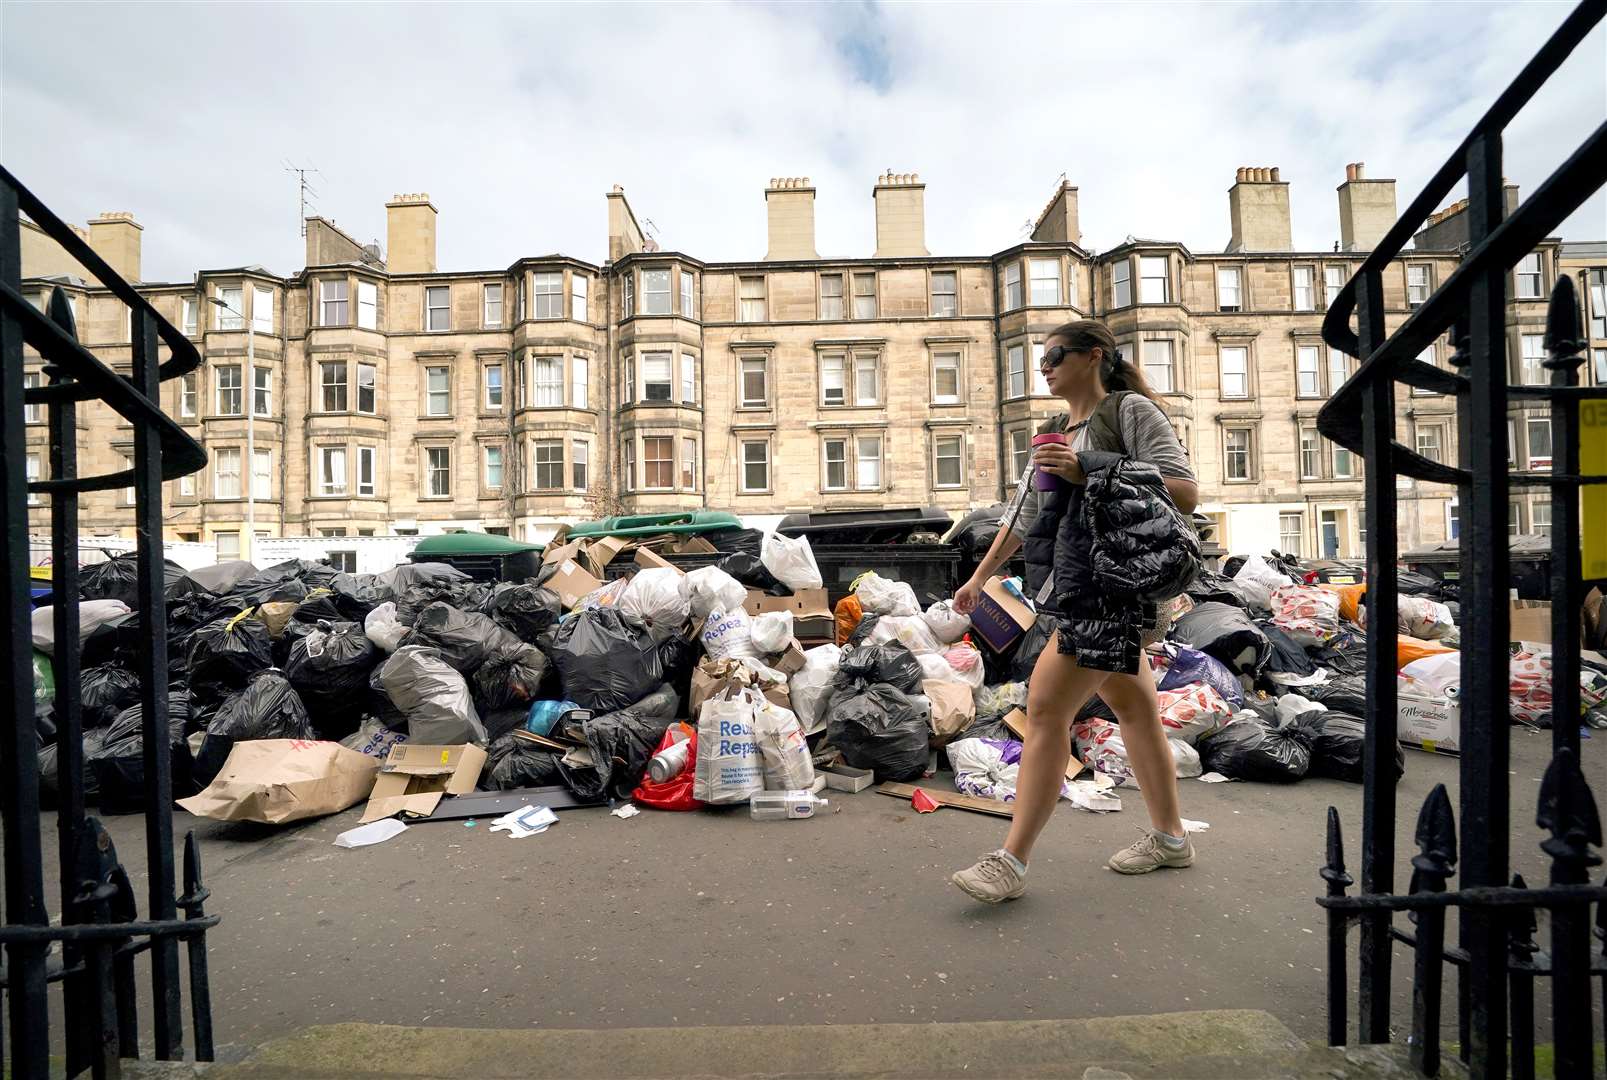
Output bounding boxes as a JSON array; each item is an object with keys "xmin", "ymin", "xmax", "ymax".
[
  {"xmin": 0, "ymin": 164, "xmax": 215, "ymax": 1077},
  {"xmin": 1314, "ymin": 1, "xmax": 1607, "ymax": 1076}
]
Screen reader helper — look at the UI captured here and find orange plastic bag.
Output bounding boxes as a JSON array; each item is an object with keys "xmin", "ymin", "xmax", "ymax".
[
  {"xmin": 1332, "ymin": 583, "xmax": 1367, "ymax": 625},
  {"xmin": 835, "ymin": 596, "xmax": 863, "ymax": 646},
  {"xmin": 1397, "ymin": 634, "xmax": 1455, "ymax": 669}
]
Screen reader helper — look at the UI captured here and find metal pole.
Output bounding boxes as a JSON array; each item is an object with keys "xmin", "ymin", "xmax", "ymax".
[{"xmin": 245, "ymin": 307, "xmax": 255, "ymax": 563}]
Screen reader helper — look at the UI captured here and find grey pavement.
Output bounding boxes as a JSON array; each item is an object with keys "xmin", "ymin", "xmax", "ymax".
[{"xmin": 28, "ymin": 724, "xmax": 1602, "ymax": 1060}]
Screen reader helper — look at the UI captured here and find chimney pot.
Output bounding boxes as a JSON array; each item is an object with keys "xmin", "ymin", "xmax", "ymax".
[{"xmin": 1270, "ymin": 167, "xmax": 1280, "ymax": 182}]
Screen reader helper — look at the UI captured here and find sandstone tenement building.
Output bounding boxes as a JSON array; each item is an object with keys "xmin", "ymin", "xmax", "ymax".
[{"xmin": 21, "ymin": 165, "xmax": 1594, "ymax": 562}]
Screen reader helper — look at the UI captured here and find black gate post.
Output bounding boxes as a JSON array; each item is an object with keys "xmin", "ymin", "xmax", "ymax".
[{"xmin": 1457, "ymin": 131, "xmax": 1512, "ymax": 1080}]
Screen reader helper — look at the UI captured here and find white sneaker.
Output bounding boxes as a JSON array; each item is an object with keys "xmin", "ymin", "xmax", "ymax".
[{"xmin": 950, "ymin": 850, "xmax": 1027, "ymax": 903}]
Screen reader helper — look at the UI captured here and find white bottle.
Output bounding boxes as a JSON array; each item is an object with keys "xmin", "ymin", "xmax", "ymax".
[{"xmin": 749, "ymin": 790, "xmax": 826, "ymax": 821}]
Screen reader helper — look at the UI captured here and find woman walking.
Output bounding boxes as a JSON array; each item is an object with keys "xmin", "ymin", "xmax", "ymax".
[{"xmin": 950, "ymin": 319, "xmax": 1199, "ymax": 903}]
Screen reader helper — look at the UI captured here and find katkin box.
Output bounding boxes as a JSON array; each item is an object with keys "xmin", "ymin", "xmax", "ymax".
[{"xmin": 971, "ymin": 577, "xmax": 1036, "ymax": 652}]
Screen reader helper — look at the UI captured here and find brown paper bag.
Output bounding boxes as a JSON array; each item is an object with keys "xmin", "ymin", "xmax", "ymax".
[
  {"xmin": 177, "ymin": 740, "xmax": 380, "ymax": 825},
  {"xmin": 923, "ymin": 680, "xmax": 975, "ymax": 745}
]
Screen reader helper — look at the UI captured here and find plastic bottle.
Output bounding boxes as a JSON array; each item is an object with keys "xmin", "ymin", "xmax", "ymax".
[{"xmin": 749, "ymin": 790, "xmax": 827, "ymax": 821}]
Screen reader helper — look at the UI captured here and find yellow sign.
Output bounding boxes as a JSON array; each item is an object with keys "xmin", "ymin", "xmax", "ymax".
[{"xmin": 1582, "ymin": 401, "xmax": 1607, "ymax": 579}]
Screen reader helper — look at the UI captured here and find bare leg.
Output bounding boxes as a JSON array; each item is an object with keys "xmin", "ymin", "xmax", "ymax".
[
  {"xmin": 1002, "ymin": 634, "xmax": 1110, "ymax": 863},
  {"xmin": 1099, "ymin": 659, "xmax": 1186, "ymax": 837}
]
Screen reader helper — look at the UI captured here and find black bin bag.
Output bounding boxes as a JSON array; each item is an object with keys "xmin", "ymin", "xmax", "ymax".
[
  {"xmin": 87, "ymin": 702, "xmax": 195, "ymax": 813},
  {"xmin": 1294, "ymin": 710, "xmax": 1405, "ymax": 783},
  {"xmin": 284, "ymin": 621, "xmax": 383, "ymax": 738},
  {"xmin": 1171, "ymin": 602, "xmax": 1270, "ymax": 676},
  {"xmin": 193, "ymin": 669, "xmax": 315, "ymax": 787},
  {"xmin": 187, "ymin": 613, "xmax": 274, "ymax": 710},
  {"xmin": 835, "ymin": 644, "xmax": 923, "ymax": 696},
  {"xmin": 549, "ymin": 608, "xmax": 670, "ymax": 715},
  {"xmin": 825, "ymin": 683, "xmax": 930, "ymax": 783},
  {"xmin": 1197, "ymin": 718, "xmax": 1312, "ymax": 782}
]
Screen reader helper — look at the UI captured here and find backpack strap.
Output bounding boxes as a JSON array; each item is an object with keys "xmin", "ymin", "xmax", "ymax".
[{"xmin": 1086, "ymin": 391, "xmax": 1133, "ymax": 455}]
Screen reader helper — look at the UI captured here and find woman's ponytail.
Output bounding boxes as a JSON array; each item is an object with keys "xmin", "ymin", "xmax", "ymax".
[{"xmin": 1049, "ymin": 318, "xmax": 1163, "ymax": 405}]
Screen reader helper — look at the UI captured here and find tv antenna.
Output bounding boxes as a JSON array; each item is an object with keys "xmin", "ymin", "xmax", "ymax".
[
  {"xmin": 642, "ymin": 216, "xmax": 661, "ymax": 252},
  {"xmin": 283, "ymin": 160, "xmax": 325, "ymax": 237}
]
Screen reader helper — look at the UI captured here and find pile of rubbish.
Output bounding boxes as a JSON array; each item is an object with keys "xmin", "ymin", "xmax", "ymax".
[{"xmin": 28, "ymin": 534, "xmax": 1604, "ymax": 832}]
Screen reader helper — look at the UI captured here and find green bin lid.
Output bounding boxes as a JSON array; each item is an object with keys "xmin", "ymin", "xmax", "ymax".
[
  {"xmin": 566, "ymin": 511, "xmax": 742, "ymax": 539},
  {"xmin": 411, "ymin": 533, "xmax": 544, "ymax": 556}
]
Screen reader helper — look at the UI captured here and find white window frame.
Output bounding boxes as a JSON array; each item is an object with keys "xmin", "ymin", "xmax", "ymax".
[
  {"xmin": 215, "ymin": 531, "xmax": 240, "ymax": 560},
  {"xmin": 23, "ymin": 371, "xmax": 41, "ymax": 424},
  {"xmin": 933, "ymin": 433, "xmax": 964, "ymax": 488},
  {"xmin": 215, "ymin": 365, "xmax": 242, "ymax": 416},
  {"xmin": 740, "ymin": 356, "xmax": 769, "ymax": 408},
  {"xmin": 1139, "ymin": 255, "xmax": 1169, "ymax": 304},
  {"xmin": 1325, "ymin": 265, "xmax": 1346, "ymax": 306},
  {"xmin": 1141, "ymin": 339, "xmax": 1175, "ymax": 394},
  {"xmin": 357, "ymin": 363, "xmax": 377, "ymax": 414},
  {"xmin": 822, "ymin": 437, "xmax": 848, "ymax": 492},
  {"xmin": 681, "ymin": 353, "xmax": 697, "ymax": 405},
  {"xmin": 252, "ymin": 448, "xmax": 272, "ymax": 500},
  {"xmin": 356, "ymin": 280, "xmax": 377, "ymax": 330},
  {"xmin": 532, "ymin": 356, "xmax": 563, "ymax": 407},
  {"xmin": 1009, "ymin": 429, "xmax": 1030, "ymax": 479},
  {"xmin": 1216, "ymin": 267, "xmax": 1241, "ymax": 311},
  {"xmin": 1416, "ymin": 423, "xmax": 1445, "ymax": 465},
  {"xmin": 641, "ymin": 435, "xmax": 674, "ymax": 491},
  {"xmin": 571, "ymin": 439, "xmax": 589, "ymax": 492},
  {"xmin": 425, "ymin": 286, "xmax": 450, "ymax": 332},
  {"xmin": 484, "ymin": 362, "xmax": 504, "ymax": 411},
  {"xmin": 1296, "ymin": 345, "xmax": 1321, "ymax": 398},
  {"xmin": 1003, "ymin": 262, "xmax": 1023, "ymax": 311},
  {"xmin": 252, "ymin": 286, "xmax": 273, "ymax": 333},
  {"xmin": 1029, "ymin": 258, "xmax": 1060, "ymax": 306},
  {"xmin": 852, "ymin": 272, "xmax": 876, "ymax": 319},
  {"xmin": 425, "ymin": 365, "xmax": 451, "ymax": 416},
  {"xmin": 681, "ymin": 436, "xmax": 697, "ymax": 490},
  {"xmin": 571, "ymin": 356, "xmax": 589, "ymax": 409},
  {"xmin": 622, "ymin": 273, "xmax": 634, "ymax": 318},
  {"xmin": 1332, "ymin": 441, "xmax": 1355, "ymax": 479},
  {"xmin": 253, "ymin": 365, "xmax": 272, "ymax": 417},
  {"xmin": 1328, "ymin": 348, "xmax": 1350, "ymax": 398},
  {"xmin": 932, "ymin": 352, "xmax": 961, "ymax": 404},
  {"xmin": 573, "ymin": 274, "xmax": 589, "ymax": 322},
  {"xmin": 425, "ymin": 446, "xmax": 452, "ymax": 498},
  {"xmin": 1407, "ymin": 264, "xmax": 1430, "ymax": 307},
  {"xmin": 819, "ymin": 273, "xmax": 845, "ymax": 320},
  {"xmin": 1527, "ymin": 416, "xmax": 1552, "ymax": 470},
  {"xmin": 318, "ymin": 446, "xmax": 348, "ymax": 497},
  {"xmin": 1224, "ymin": 428, "xmax": 1253, "ymax": 481},
  {"xmin": 357, "ymin": 446, "xmax": 376, "ymax": 496},
  {"xmin": 1007, "ymin": 344, "xmax": 1027, "ymax": 400},
  {"xmin": 318, "ymin": 280, "xmax": 347, "ymax": 327},
  {"xmin": 1219, "ymin": 346, "xmax": 1250, "ymax": 400},
  {"xmin": 855, "ymin": 435, "xmax": 883, "ymax": 491},
  {"xmin": 25, "ymin": 453, "xmax": 40, "ymax": 505},
  {"xmin": 217, "ymin": 286, "xmax": 244, "ymax": 330},
  {"xmin": 180, "ymin": 372, "xmax": 196, "ymax": 418},
  {"xmin": 1300, "ymin": 426, "xmax": 1322, "ymax": 480},
  {"xmin": 1279, "ymin": 512, "xmax": 1303, "ymax": 557},
  {"xmin": 484, "ymin": 444, "xmax": 504, "ymax": 490},
  {"xmin": 929, "ymin": 271, "xmax": 957, "ymax": 318},
  {"xmin": 181, "ymin": 297, "xmax": 198, "ymax": 337},
  {"xmin": 641, "ymin": 352, "xmax": 673, "ymax": 402},
  {"xmin": 679, "ymin": 271, "xmax": 694, "ymax": 319},
  {"xmin": 853, "ymin": 353, "xmax": 880, "ymax": 406},
  {"xmin": 1531, "ymin": 499, "xmax": 1552, "ymax": 537},
  {"xmin": 1293, "ymin": 266, "xmax": 1315, "ymax": 312},
  {"xmin": 641, "ymin": 268, "xmax": 671, "ymax": 316},
  {"xmin": 739, "ymin": 276, "xmax": 766, "ymax": 322},
  {"xmin": 483, "ymin": 283, "xmax": 503, "ymax": 328},
  {"xmin": 1515, "ymin": 253, "xmax": 1543, "ymax": 300},
  {"xmin": 1030, "ymin": 341, "xmax": 1051, "ymax": 397},
  {"xmin": 1112, "ymin": 259, "xmax": 1132, "ymax": 308},
  {"xmin": 214, "ymin": 447, "xmax": 242, "ymax": 499},
  {"xmin": 1519, "ymin": 333, "xmax": 1547, "ymax": 385},
  {"xmin": 820, "ymin": 352, "xmax": 845, "ymax": 407},
  {"xmin": 740, "ymin": 439, "xmax": 770, "ymax": 493},
  {"xmin": 320, "ymin": 362, "xmax": 348, "ymax": 413},
  {"xmin": 529, "ymin": 272, "xmax": 562, "ymax": 320}
]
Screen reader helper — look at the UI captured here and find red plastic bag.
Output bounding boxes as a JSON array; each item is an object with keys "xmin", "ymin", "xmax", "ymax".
[{"xmin": 632, "ymin": 723, "xmax": 703, "ymax": 812}]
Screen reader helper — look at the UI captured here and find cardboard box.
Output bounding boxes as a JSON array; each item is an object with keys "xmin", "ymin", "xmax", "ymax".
[
  {"xmin": 360, "ymin": 743, "xmax": 490, "ymax": 823},
  {"xmin": 1002, "ymin": 707, "xmax": 1085, "ymax": 773},
  {"xmin": 178, "ymin": 739, "xmax": 380, "ymax": 825},
  {"xmin": 690, "ymin": 658, "xmax": 790, "ymax": 717},
  {"xmin": 670, "ymin": 536, "xmax": 718, "ymax": 555},
  {"xmin": 744, "ymin": 588, "xmax": 833, "ymax": 640},
  {"xmin": 634, "ymin": 547, "xmax": 682, "ymax": 573},
  {"xmin": 1510, "ymin": 600, "xmax": 1553, "ymax": 645},
  {"xmin": 972, "ymin": 577, "xmax": 1036, "ymax": 653},
  {"xmin": 1398, "ymin": 691, "xmax": 1460, "ymax": 756},
  {"xmin": 581, "ymin": 536, "xmax": 631, "ymax": 578},
  {"xmin": 542, "ymin": 537, "xmax": 585, "ymax": 567},
  {"xmin": 769, "ymin": 641, "xmax": 807, "ymax": 676},
  {"xmin": 548, "ymin": 559, "xmax": 603, "ymax": 610}
]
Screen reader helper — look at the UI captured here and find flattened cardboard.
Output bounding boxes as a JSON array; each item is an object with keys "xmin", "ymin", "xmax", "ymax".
[
  {"xmin": 769, "ymin": 641, "xmax": 807, "ymax": 676},
  {"xmin": 972, "ymin": 577, "xmax": 1035, "ymax": 653},
  {"xmin": 548, "ymin": 559, "xmax": 604, "ymax": 610},
  {"xmin": 1002, "ymin": 707, "xmax": 1085, "ymax": 774},
  {"xmin": 177, "ymin": 739, "xmax": 379, "ymax": 825},
  {"xmin": 360, "ymin": 743, "xmax": 489, "ymax": 824},
  {"xmin": 634, "ymin": 547, "xmax": 682, "ymax": 573},
  {"xmin": 581, "ymin": 536, "xmax": 631, "ymax": 578},
  {"xmin": 1509, "ymin": 600, "xmax": 1556, "ymax": 645},
  {"xmin": 690, "ymin": 659, "xmax": 790, "ymax": 717},
  {"xmin": 670, "ymin": 536, "xmax": 718, "ymax": 554},
  {"xmin": 542, "ymin": 538, "xmax": 585, "ymax": 568},
  {"xmin": 744, "ymin": 588, "xmax": 833, "ymax": 639}
]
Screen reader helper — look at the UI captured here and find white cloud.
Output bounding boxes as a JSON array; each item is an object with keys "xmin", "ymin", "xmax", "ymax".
[{"xmin": 3, "ymin": 0, "xmax": 1600, "ymax": 282}]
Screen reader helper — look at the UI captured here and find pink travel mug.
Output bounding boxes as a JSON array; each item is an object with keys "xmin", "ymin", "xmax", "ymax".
[{"xmin": 1032, "ymin": 432, "xmax": 1068, "ymax": 491}]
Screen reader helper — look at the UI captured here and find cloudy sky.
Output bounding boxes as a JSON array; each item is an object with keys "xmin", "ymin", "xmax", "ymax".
[{"xmin": 4, "ymin": 1, "xmax": 1603, "ymax": 283}]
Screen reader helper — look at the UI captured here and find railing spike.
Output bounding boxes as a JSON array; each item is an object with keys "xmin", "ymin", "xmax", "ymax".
[
  {"xmin": 1413, "ymin": 782, "xmax": 1459, "ymax": 876},
  {"xmin": 1542, "ymin": 272, "xmax": 1585, "ymax": 359},
  {"xmin": 1536, "ymin": 746, "xmax": 1603, "ymax": 873}
]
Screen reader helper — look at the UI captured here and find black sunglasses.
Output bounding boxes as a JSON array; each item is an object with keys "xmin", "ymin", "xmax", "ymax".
[{"xmin": 1039, "ymin": 344, "xmax": 1087, "ymax": 371}]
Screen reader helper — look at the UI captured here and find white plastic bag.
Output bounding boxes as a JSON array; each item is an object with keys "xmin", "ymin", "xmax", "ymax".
[
  {"xmin": 751, "ymin": 610, "xmax": 795, "ymax": 655},
  {"xmin": 788, "ymin": 644, "xmax": 841, "ymax": 735},
  {"xmin": 364, "ymin": 602, "xmax": 408, "ymax": 652},
  {"xmin": 618, "ymin": 568, "xmax": 691, "ymax": 628},
  {"xmin": 1400, "ymin": 651, "xmax": 1461, "ymax": 697},
  {"xmin": 1275, "ymin": 692, "xmax": 1327, "ymax": 725},
  {"xmin": 919, "ymin": 653, "xmax": 957, "ymax": 683},
  {"xmin": 1398, "ymin": 596, "xmax": 1455, "ymax": 640},
  {"xmin": 753, "ymin": 698, "xmax": 814, "ymax": 790},
  {"xmin": 701, "ymin": 607, "xmax": 759, "ymax": 662},
  {"xmin": 1269, "ymin": 585, "xmax": 1341, "ymax": 646},
  {"xmin": 855, "ymin": 573, "xmax": 919, "ymax": 617},
  {"xmin": 975, "ymin": 681, "xmax": 1028, "ymax": 716},
  {"xmin": 1233, "ymin": 554, "xmax": 1292, "ymax": 612},
  {"xmin": 923, "ymin": 600, "xmax": 971, "ymax": 645},
  {"xmin": 687, "ymin": 567, "xmax": 748, "ymax": 621},
  {"xmin": 942, "ymin": 643, "xmax": 986, "ymax": 690},
  {"xmin": 864, "ymin": 614, "xmax": 944, "ymax": 656},
  {"xmin": 32, "ymin": 599, "xmax": 131, "ymax": 654},
  {"xmin": 761, "ymin": 533, "xmax": 823, "ymax": 591},
  {"xmin": 693, "ymin": 689, "xmax": 765, "ymax": 804}
]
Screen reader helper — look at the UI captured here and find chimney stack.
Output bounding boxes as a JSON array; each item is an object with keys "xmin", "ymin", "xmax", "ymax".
[
  {"xmin": 1337, "ymin": 163, "xmax": 1397, "ymax": 252},
  {"xmin": 86, "ymin": 212, "xmax": 142, "ymax": 282},
  {"xmin": 764, "ymin": 177, "xmax": 818, "ymax": 260},
  {"xmin": 1030, "ymin": 179, "xmax": 1080, "ymax": 244},
  {"xmin": 1227, "ymin": 167, "xmax": 1291, "ymax": 252},
  {"xmin": 872, "ymin": 171, "xmax": 929, "ymax": 258},
  {"xmin": 385, "ymin": 193, "xmax": 437, "ymax": 274}
]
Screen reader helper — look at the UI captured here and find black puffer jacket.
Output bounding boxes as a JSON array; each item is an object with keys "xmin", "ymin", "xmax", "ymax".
[{"xmin": 1077, "ymin": 450, "xmax": 1200, "ymax": 603}]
